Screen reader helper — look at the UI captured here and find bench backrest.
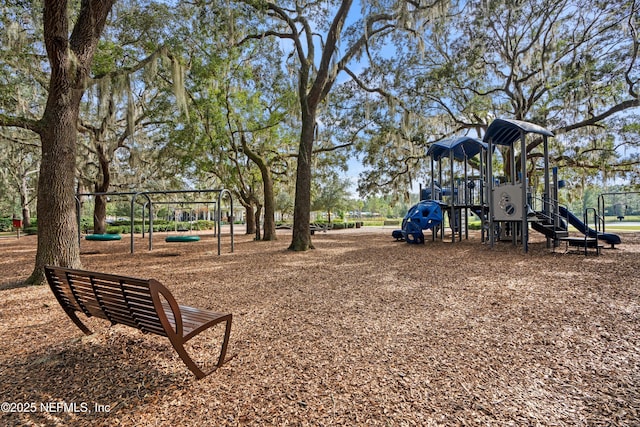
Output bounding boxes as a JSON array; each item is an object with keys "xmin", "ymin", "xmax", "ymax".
[{"xmin": 44, "ymin": 266, "xmax": 168, "ymax": 337}]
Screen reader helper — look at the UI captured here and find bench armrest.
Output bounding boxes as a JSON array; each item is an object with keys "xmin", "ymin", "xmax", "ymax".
[{"xmin": 148, "ymin": 279, "xmax": 183, "ymax": 337}]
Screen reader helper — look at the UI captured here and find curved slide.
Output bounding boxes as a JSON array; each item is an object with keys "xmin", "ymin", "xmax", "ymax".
[{"xmin": 558, "ymin": 206, "xmax": 621, "ymax": 246}]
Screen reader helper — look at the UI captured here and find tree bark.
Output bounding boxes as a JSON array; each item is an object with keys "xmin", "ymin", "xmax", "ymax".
[
  {"xmin": 93, "ymin": 195, "xmax": 107, "ymax": 234},
  {"xmin": 26, "ymin": 0, "xmax": 115, "ymax": 285},
  {"xmin": 22, "ymin": 208, "xmax": 31, "ymax": 228},
  {"xmin": 260, "ymin": 168, "xmax": 276, "ymax": 241},
  {"xmin": 244, "ymin": 203, "xmax": 256, "ymax": 235},
  {"xmin": 241, "ymin": 135, "xmax": 277, "ymax": 241},
  {"xmin": 92, "ymin": 144, "xmax": 110, "ymax": 234},
  {"xmin": 20, "ymin": 175, "xmax": 31, "ymax": 228},
  {"xmin": 254, "ymin": 204, "xmax": 262, "ymax": 241},
  {"xmin": 28, "ymin": 97, "xmax": 83, "ymax": 284},
  {"xmin": 289, "ymin": 110, "xmax": 316, "ymax": 251}
]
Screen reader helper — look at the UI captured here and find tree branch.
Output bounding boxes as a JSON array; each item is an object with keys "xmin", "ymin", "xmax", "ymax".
[
  {"xmin": 0, "ymin": 114, "xmax": 42, "ymax": 135},
  {"xmin": 555, "ymin": 98, "xmax": 640, "ymax": 135}
]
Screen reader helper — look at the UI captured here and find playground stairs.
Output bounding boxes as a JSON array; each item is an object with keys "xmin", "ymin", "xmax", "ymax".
[
  {"xmin": 531, "ymin": 221, "xmax": 569, "ymax": 239},
  {"xmin": 530, "ymin": 212, "xmax": 603, "ymax": 255},
  {"xmin": 556, "ymin": 236, "xmax": 603, "ymax": 255},
  {"xmin": 530, "ymin": 213, "xmax": 569, "ymax": 241}
]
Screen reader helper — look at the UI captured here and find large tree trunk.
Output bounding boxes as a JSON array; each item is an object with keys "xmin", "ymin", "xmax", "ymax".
[
  {"xmin": 244, "ymin": 203, "xmax": 256, "ymax": 235},
  {"xmin": 20, "ymin": 175, "xmax": 31, "ymax": 228},
  {"xmin": 26, "ymin": 0, "xmax": 115, "ymax": 285},
  {"xmin": 261, "ymin": 168, "xmax": 277, "ymax": 241},
  {"xmin": 93, "ymin": 195, "xmax": 107, "ymax": 234},
  {"xmin": 289, "ymin": 111, "xmax": 316, "ymax": 251},
  {"xmin": 254, "ymin": 204, "xmax": 262, "ymax": 241},
  {"xmin": 241, "ymin": 135, "xmax": 277, "ymax": 241},
  {"xmin": 22, "ymin": 207, "xmax": 31, "ymax": 229},
  {"xmin": 27, "ymin": 100, "xmax": 83, "ymax": 284},
  {"xmin": 93, "ymin": 144, "xmax": 110, "ymax": 234}
]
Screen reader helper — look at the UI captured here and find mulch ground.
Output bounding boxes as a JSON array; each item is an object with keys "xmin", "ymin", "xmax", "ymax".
[{"xmin": 0, "ymin": 228, "xmax": 638, "ymax": 426}]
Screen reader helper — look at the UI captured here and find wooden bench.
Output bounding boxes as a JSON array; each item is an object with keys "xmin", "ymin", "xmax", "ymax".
[{"xmin": 44, "ymin": 266, "xmax": 233, "ymax": 379}]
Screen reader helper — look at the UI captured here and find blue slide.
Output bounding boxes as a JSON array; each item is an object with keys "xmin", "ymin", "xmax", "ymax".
[{"xmin": 558, "ymin": 206, "xmax": 621, "ymax": 246}]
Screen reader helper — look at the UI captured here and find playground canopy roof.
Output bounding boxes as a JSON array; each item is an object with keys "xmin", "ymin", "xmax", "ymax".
[
  {"xmin": 427, "ymin": 136, "xmax": 487, "ymax": 161},
  {"xmin": 483, "ymin": 118, "xmax": 554, "ymax": 146}
]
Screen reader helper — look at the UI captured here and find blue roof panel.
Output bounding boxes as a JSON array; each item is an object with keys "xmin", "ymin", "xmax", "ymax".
[
  {"xmin": 426, "ymin": 136, "xmax": 487, "ymax": 161},
  {"xmin": 482, "ymin": 118, "xmax": 554, "ymax": 146}
]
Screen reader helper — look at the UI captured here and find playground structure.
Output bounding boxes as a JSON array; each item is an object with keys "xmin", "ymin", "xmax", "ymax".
[
  {"xmin": 395, "ymin": 135, "xmax": 488, "ymax": 244},
  {"xmin": 75, "ymin": 189, "xmax": 234, "ymax": 255},
  {"xmin": 392, "ymin": 200, "xmax": 443, "ymax": 243},
  {"xmin": 426, "ymin": 136, "xmax": 487, "ymax": 243},
  {"xmin": 394, "ymin": 118, "xmax": 622, "ymax": 254},
  {"xmin": 484, "ymin": 118, "xmax": 554, "ymax": 253}
]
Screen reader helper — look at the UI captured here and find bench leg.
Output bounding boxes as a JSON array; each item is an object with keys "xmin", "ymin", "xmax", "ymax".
[
  {"xmin": 214, "ymin": 315, "xmax": 232, "ymax": 368},
  {"xmin": 169, "ymin": 315, "xmax": 233, "ymax": 379},
  {"xmin": 61, "ymin": 307, "xmax": 93, "ymax": 336}
]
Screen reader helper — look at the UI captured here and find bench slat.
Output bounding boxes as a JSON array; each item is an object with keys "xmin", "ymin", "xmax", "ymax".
[
  {"xmin": 48, "ymin": 282, "xmax": 82, "ymax": 311},
  {"xmin": 163, "ymin": 302, "xmax": 231, "ymax": 337}
]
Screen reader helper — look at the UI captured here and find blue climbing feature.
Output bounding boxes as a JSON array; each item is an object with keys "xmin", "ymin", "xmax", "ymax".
[{"xmin": 392, "ymin": 200, "xmax": 443, "ymax": 244}]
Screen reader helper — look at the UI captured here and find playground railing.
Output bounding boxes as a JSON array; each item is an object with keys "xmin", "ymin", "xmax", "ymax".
[
  {"xmin": 584, "ymin": 207, "xmax": 600, "ymax": 247},
  {"xmin": 529, "ymin": 194, "xmax": 560, "ymax": 225},
  {"xmin": 530, "ymin": 194, "xmax": 572, "ymax": 240}
]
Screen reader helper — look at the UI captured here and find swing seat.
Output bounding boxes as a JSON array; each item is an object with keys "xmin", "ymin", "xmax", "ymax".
[
  {"xmin": 85, "ymin": 234, "xmax": 122, "ymax": 241},
  {"xmin": 165, "ymin": 235, "xmax": 201, "ymax": 243}
]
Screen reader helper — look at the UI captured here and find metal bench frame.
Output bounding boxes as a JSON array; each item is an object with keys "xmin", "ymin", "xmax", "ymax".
[{"xmin": 44, "ymin": 266, "xmax": 233, "ymax": 379}]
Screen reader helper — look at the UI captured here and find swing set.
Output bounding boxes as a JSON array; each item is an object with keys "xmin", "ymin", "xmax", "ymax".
[
  {"xmin": 75, "ymin": 188, "xmax": 234, "ymax": 255},
  {"xmin": 598, "ymin": 191, "xmax": 640, "ymax": 228}
]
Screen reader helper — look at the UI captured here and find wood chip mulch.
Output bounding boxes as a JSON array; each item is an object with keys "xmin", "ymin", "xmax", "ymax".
[{"xmin": 1, "ymin": 228, "xmax": 638, "ymax": 426}]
